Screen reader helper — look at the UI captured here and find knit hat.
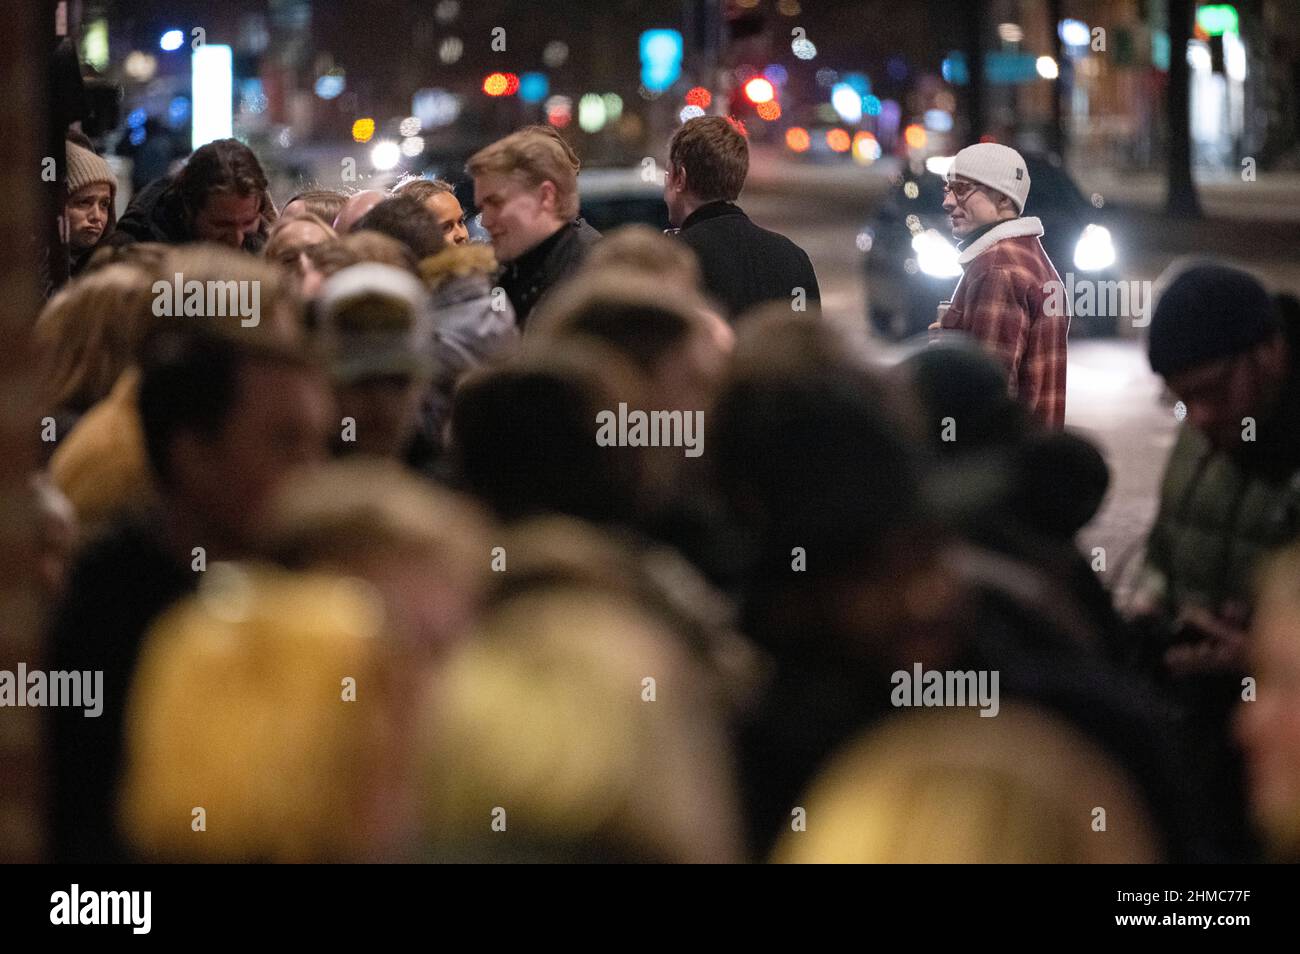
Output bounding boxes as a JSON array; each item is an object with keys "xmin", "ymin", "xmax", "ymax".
[
  {"xmin": 65, "ymin": 140, "xmax": 118, "ymax": 201},
  {"xmin": 315, "ymin": 263, "xmax": 434, "ymax": 383},
  {"xmin": 1147, "ymin": 261, "xmax": 1278, "ymax": 378},
  {"xmin": 947, "ymin": 143, "xmax": 1030, "ymax": 213}
]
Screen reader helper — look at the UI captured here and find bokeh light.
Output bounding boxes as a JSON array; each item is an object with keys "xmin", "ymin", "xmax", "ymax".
[{"xmin": 351, "ymin": 118, "xmax": 376, "ymax": 143}]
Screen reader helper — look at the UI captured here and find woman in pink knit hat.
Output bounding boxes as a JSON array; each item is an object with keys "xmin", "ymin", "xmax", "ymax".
[{"xmin": 65, "ymin": 139, "xmax": 118, "ymax": 275}]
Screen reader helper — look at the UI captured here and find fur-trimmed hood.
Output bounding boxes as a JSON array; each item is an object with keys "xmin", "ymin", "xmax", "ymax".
[{"xmin": 957, "ymin": 216, "xmax": 1045, "ymax": 265}]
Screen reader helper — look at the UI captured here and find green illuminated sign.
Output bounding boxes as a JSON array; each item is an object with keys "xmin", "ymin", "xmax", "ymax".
[{"xmin": 1197, "ymin": 4, "xmax": 1238, "ymax": 37}]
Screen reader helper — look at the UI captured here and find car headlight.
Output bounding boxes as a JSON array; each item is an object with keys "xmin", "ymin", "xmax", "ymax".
[
  {"xmin": 1073, "ymin": 223, "xmax": 1116, "ymax": 272},
  {"xmin": 911, "ymin": 229, "xmax": 963, "ymax": 278}
]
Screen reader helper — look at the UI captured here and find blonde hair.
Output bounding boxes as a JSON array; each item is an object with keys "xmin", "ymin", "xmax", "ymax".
[
  {"xmin": 467, "ymin": 125, "xmax": 581, "ymax": 219},
  {"xmin": 160, "ymin": 244, "xmax": 304, "ymax": 343},
  {"xmin": 35, "ymin": 264, "xmax": 159, "ymax": 414},
  {"xmin": 264, "ymin": 212, "xmax": 337, "ymax": 267},
  {"xmin": 392, "ymin": 177, "xmax": 455, "ymax": 204},
  {"xmin": 83, "ymin": 241, "xmax": 171, "ymax": 276},
  {"xmin": 118, "ymin": 563, "xmax": 406, "ymax": 862},
  {"xmin": 419, "ymin": 580, "xmax": 743, "ymax": 862},
  {"xmin": 579, "ymin": 224, "xmax": 702, "ymax": 289},
  {"xmin": 773, "ymin": 703, "xmax": 1162, "ymax": 863},
  {"xmin": 528, "ymin": 268, "xmax": 711, "ymax": 369},
  {"xmin": 260, "ymin": 458, "xmax": 490, "ymax": 584}
]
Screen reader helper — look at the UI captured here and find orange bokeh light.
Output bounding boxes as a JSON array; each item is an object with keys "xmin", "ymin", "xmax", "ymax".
[
  {"xmin": 904, "ymin": 123, "xmax": 927, "ymax": 149},
  {"xmin": 826, "ymin": 128, "xmax": 851, "ymax": 152},
  {"xmin": 483, "ymin": 72, "xmax": 510, "ymax": 96},
  {"xmin": 785, "ymin": 127, "xmax": 811, "ymax": 152},
  {"xmin": 756, "ymin": 100, "xmax": 781, "ymax": 121},
  {"xmin": 685, "ymin": 86, "xmax": 712, "ymax": 109}
]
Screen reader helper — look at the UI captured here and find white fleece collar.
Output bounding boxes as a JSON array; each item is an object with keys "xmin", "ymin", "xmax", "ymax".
[{"xmin": 957, "ymin": 216, "xmax": 1044, "ymax": 265}]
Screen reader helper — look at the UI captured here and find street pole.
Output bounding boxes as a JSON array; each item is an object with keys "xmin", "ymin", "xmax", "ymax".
[{"xmin": 1166, "ymin": 0, "xmax": 1203, "ymax": 218}]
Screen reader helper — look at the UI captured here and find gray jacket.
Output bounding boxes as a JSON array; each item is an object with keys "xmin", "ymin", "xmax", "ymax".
[{"xmin": 422, "ymin": 272, "xmax": 520, "ymax": 452}]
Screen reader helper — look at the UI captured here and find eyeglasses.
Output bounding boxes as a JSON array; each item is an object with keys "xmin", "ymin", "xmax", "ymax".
[{"xmin": 942, "ymin": 180, "xmax": 978, "ymax": 201}]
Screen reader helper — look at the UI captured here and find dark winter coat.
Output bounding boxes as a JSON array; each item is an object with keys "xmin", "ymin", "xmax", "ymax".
[
  {"xmin": 676, "ymin": 200, "xmax": 820, "ymax": 320},
  {"xmin": 110, "ymin": 175, "xmax": 267, "ymax": 253},
  {"xmin": 499, "ymin": 218, "xmax": 601, "ymax": 328}
]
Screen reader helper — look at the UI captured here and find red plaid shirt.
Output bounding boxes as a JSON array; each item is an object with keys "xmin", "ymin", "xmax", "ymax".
[{"xmin": 939, "ymin": 218, "xmax": 1070, "ymax": 428}]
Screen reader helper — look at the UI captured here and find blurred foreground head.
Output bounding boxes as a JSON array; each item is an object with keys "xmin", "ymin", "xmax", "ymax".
[
  {"xmin": 898, "ymin": 342, "xmax": 1109, "ymax": 540},
  {"xmin": 48, "ymin": 246, "xmax": 313, "ymax": 536},
  {"xmin": 137, "ymin": 326, "xmax": 332, "ymax": 555},
  {"xmin": 313, "ymin": 262, "xmax": 434, "ymax": 460},
  {"xmin": 1238, "ymin": 542, "xmax": 1300, "ymax": 860},
  {"xmin": 774, "ymin": 703, "xmax": 1161, "ymax": 863},
  {"xmin": 530, "ymin": 266, "xmax": 729, "ymax": 517},
  {"xmin": 713, "ymin": 313, "xmax": 929, "ymax": 576},
  {"xmin": 418, "ymin": 521, "xmax": 743, "ymax": 862},
  {"xmin": 36, "ymin": 263, "xmax": 159, "ymax": 418},
  {"xmin": 260, "ymin": 458, "xmax": 493, "ymax": 658},
  {"xmin": 119, "ymin": 564, "xmax": 416, "ymax": 861},
  {"xmin": 711, "ymin": 312, "xmax": 964, "ymax": 661},
  {"xmin": 534, "ymin": 266, "xmax": 727, "ymax": 382},
  {"xmin": 450, "ymin": 341, "xmax": 647, "ymax": 524}
]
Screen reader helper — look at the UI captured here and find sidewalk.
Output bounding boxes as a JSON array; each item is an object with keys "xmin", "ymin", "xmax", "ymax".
[{"xmin": 1072, "ymin": 168, "xmax": 1300, "ymax": 224}]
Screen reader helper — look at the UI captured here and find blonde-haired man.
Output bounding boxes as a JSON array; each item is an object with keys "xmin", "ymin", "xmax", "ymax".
[{"xmin": 467, "ymin": 125, "xmax": 601, "ymax": 326}]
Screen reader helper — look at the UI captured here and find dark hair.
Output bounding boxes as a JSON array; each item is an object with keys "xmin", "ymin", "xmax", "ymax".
[
  {"xmin": 669, "ymin": 116, "xmax": 749, "ymax": 203},
  {"xmin": 713, "ymin": 318, "xmax": 927, "ymax": 582},
  {"xmin": 392, "ymin": 178, "xmax": 455, "ymax": 204},
  {"xmin": 137, "ymin": 329, "xmax": 313, "ymax": 486},
  {"xmin": 549, "ymin": 300, "xmax": 694, "ymax": 374},
  {"xmin": 353, "ymin": 196, "xmax": 446, "ymax": 261},
  {"xmin": 176, "ymin": 139, "xmax": 272, "ymax": 221},
  {"xmin": 450, "ymin": 344, "xmax": 642, "ymax": 524}
]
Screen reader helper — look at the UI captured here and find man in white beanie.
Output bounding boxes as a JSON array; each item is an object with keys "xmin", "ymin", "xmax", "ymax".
[
  {"xmin": 932, "ymin": 142, "xmax": 1069, "ymax": 428},
  {"xmin": 65, "ymin": 139, "xmax": 118, "ymax": 275}
]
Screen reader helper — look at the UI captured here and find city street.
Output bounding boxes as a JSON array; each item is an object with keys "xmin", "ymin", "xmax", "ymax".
[
  {"xmin": 744, "ymin": 150, "xmax": 1300, "ymax": 596},
  {"xmin": 11, "ymin": 0, "xmax": 1300, "ymax": 889}
]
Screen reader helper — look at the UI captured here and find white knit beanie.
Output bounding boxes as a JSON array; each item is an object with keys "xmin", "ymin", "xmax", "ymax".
[
  {"xmin": 66, "ymin": 140, "xmax": 118, "ymax": 200},
  {"xmin": 947, "ymin": 143, "xmax": 1030, "ymax": 213}
]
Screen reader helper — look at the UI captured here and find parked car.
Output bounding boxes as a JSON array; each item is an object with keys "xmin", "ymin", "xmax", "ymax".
[
  {"xmin": 577, "ymin": 166, "xmax": 670, "ymax": 232},
  {"xmin": 860, "ymin": 153, "xmax": 1123, "ymax": 339}
]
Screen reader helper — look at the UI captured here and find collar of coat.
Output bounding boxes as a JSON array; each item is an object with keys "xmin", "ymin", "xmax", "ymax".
[
  {"xmin": 681, "ymin": 200, "xmax": 745, "ymax": 230},
  {"xmin": 956, "ymin": 216, "xmax": 1044, "ymax": 265}
]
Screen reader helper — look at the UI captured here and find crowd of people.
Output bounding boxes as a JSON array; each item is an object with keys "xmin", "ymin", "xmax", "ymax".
[{"xmin": 22, "ymin": 113, "xmax": 1300, "ymax": 863}]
